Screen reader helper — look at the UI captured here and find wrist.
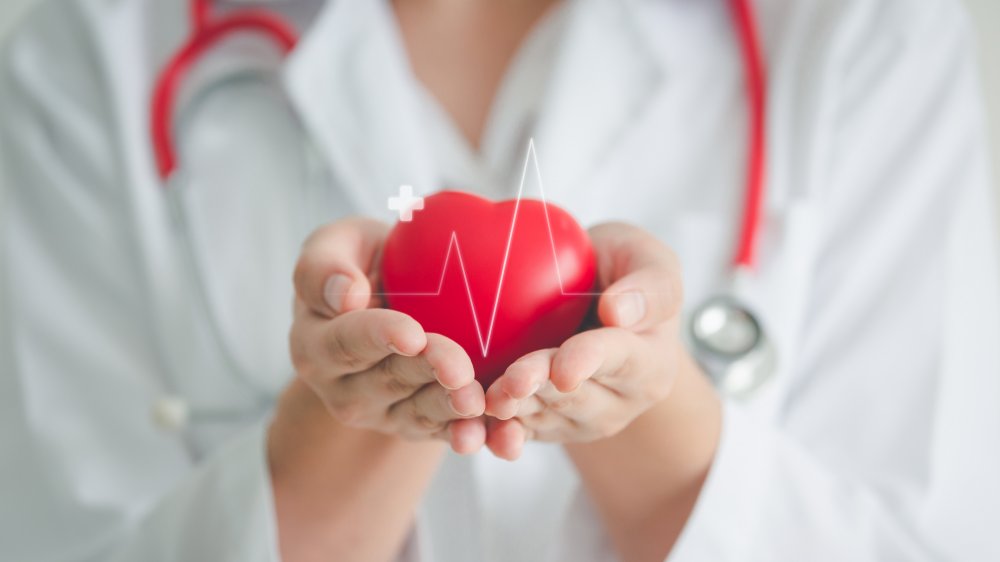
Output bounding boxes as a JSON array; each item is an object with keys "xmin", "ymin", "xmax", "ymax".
[
  {"xmin": 565, "ymin": 349, "xmax": 721, "ymax": 559},
  {"xmin": 268, "ymin": 376, "xmax": 446, "ymax": 483},
  {"xmin": 268, "ymin": 378, "xmax": 445, "ymax": 561}
]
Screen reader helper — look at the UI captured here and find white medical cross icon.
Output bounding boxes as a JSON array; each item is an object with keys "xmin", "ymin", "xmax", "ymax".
[{"xmin": 388, "ymin": 185, "xmax": 425, "ymax": 222}]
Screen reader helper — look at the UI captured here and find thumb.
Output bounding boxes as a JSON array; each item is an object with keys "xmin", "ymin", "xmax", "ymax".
[
  {"xmin": 597, "ymin": 268, "xmax": 681, "ymax": 332},
  {"xmin": 589, "ymin": 223, "xmax": 683, "ymax": 331},
  {"xmin": 293, "ymin": 218, "xmax": 389, "ymax": 318}
]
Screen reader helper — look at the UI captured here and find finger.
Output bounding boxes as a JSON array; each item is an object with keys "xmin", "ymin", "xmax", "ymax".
[
  {"xmin": 511, "ymin": 394, "xmax": 546, "ymax": 418},
  {"xmin": 485, "ymin": 418, "xmax": 528, "ymax": 461},
  {"xmin": 446, "ymin": 418, "xmax": 487, "ymax": 455},
  {"xmin": 529, "ymin": 378, "xmax": 621, "ymax": 426},
  {"xmin": 505, "ymin": 384, "xmax": 564, "ymax": 419},
  {"xmin": 588, "ymin": 223, "xmax": 682, "ymax": 330},
  {"xmin": 485, "ymin": 349, "xmax": 556, "ymax": 420},
  {"xmin": 348, "ymin": 333, "xmax": 475, "ymax": 399},
  {"xmin": 327, "ymin": 334, "xmax": 475, "ymax": 432},
  {"xmin": 551, "ymin": 328, "xmax": 645, "ymax": 395},
  {"xmin": 549, "ymin": 332, "xmax": 605, "ymax": 393},
  {"xmin": 599, "ymin": 271, "xmax": 679, "ymax": 332},
  {"xmin": 323, "ymin": 309, "xmax": 426, "ymax": 375},
  {"xmin": 388, "ymin": 379, "xmax": 486, "ymax": 436},
  {"xmin": 334, "ymin": 351, "xmax": 436, "ymax": 407},
  {"xmin": 294, "ymin": 218, "xmax": 389, "ymax": 318},
  {"xmin": 421, "ymin": 333, "xmax": 477, "ymax": 390},
  {"xmin": 496, "ymin": 380, "xmax": 572, "ymax": 419}
]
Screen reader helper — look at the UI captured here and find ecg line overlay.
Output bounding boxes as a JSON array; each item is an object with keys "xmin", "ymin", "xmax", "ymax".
[{"xmin": 371, "ymin": 139, "xmax": 607, "ymax": 358}]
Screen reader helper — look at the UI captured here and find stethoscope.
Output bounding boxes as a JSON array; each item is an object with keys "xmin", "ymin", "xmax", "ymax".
[
  {"xmin": 687, "ymin": 0, "xmax": 778, "ymax": 399},
  {"xmin": 149, "ymin": 0, "xmax": 774, "ymax": 431}
]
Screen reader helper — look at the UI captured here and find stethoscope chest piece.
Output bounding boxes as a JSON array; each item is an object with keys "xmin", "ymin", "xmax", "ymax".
[{"xmin": 689, "ymin": 295, "xmax": 777, "ymax": 399}]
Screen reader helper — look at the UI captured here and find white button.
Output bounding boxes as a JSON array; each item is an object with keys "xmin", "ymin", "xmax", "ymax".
[{"xmin": 152, "ymin": 396, "xmax": 190, "ymax": 431}]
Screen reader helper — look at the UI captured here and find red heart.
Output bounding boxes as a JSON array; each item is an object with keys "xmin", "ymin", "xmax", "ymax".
[{"xmin": 381, "ymin": 191, "xmax": 597, "ymax": 388}]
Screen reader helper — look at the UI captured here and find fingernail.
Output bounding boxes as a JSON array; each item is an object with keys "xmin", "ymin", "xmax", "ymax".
[
  {"xmin": 448, "ymin": 394, "xmax": 462, "ymax": 415},
  {"xmin": 496, "ymin": 392, "xmax": 518, "ymax": 420},
  {"xmin": 528, "ymin": 382, "xmax": 541, "ymax": 396},
  {"xmin": 324, "ymin": 274, "xmax": 353, "ymax": 313},
  {"xmin": 449, "ymin": 393, "xmax": 472, "ymax": 417},
  {"xmin": 615, "ymin": 291, "xmax": 647, "ymax": 328}
]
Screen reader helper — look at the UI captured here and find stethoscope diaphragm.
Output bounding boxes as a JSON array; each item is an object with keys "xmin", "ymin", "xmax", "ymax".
[{"xmin": 688, "ymin": 295, "xmax": 777, "ymax": 399}]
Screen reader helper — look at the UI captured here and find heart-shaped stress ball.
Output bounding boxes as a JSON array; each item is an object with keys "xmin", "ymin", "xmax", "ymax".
[{"xmin": 381, "ymin": 191, "xmax": 597, "ymax": 388}]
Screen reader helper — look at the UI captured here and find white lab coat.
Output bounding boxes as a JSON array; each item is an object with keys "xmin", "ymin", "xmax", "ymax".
[{"xmin": 1, "ymin": 0, "xmax": 999, "ymax": 560}]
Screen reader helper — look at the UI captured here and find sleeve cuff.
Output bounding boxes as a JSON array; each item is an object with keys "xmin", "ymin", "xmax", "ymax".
[{"xmin": 667, "ymin": 401, "xmax": 776, "ymax": 561}]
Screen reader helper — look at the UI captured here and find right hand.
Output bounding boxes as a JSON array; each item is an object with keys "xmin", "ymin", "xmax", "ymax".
[{"xmin": 288, "ymin": 217, "xmax": 487, "ymax": 454}]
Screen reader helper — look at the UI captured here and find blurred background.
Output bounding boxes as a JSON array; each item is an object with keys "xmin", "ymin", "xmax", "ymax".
[{"xmin": 0, "ymin": 0, "xmax": 998, "ymax": 220}]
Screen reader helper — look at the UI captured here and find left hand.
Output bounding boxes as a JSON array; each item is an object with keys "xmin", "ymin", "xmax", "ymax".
[{"xmin": 484, "ymin": 222, "xmax": 685, "ymax": 460}]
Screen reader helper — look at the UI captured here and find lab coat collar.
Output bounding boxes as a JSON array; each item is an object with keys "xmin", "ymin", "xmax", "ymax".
[
  {"xmin": 283, "ymin": 0, "xmax": 675, "ymax": 212},
  {"xmin": 283, "ymin": 0, "xmax": 436, "ymax": 217},
  {"xmin": 531, "ymin": 0, "xmax": 673, "ymax": 203},
  {"xmin": 143, "ymin": 0, "xmax": 716, "ymax": 214}
]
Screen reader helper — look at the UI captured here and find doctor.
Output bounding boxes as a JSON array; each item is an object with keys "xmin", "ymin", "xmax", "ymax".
[{"xmin": 1, "ymin": 0, "xmax": 999, "ymax": 560}]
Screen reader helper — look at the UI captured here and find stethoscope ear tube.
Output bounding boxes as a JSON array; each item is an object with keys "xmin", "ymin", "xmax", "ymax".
[{"xmin": 152, "ymin": 0, "xmax": 299, "ymax": 181}]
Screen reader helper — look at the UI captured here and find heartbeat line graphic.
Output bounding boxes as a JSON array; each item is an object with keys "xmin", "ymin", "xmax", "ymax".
[{"xmin": 374, "ymin": 139, "xmax": 605, "ymax": 358}]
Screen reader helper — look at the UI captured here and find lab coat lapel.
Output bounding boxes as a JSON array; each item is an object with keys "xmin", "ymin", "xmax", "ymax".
[
  {"xmin": 283, "ymin": 0, "xmax": 436, "ymax": 216},
  {"xmin": 532, "ymin": 0, "xmax": 669, "ymax": 204}
]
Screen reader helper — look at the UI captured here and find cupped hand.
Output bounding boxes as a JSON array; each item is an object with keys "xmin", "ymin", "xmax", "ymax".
[
  {"xmin": 289, "ymin": 218, "xmax": 487, "ymax": 454},
  {"xmin": 483, "ymin": 222, "xmax": 683, "ymax": 460}
]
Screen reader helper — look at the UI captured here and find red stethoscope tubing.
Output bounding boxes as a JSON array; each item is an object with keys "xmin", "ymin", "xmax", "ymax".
[
  {"xmin": 150, "ymin": 0, "xmax": 767, "ymax": 270},
  {"xmin": 729, "ymin": 0, "xmax": 767, "ymax": 270},
  {"xmin": 150, "ymin": 0, "xmax": 298, "ymax": 179}
]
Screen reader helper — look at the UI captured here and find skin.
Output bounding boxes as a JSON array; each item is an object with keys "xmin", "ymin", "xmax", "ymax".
[
  {"xmin": 288, "ymin": 220, "xmax": 487, "ymax": 451},
  {"xmin": 392, "ymin": 0, "xmax": 561, "ymax": 148},
  {"xmin": 484, "ymin": 224, "xmax": 722, "ymax": 560},
  {"xmin": 271, "ymin": 218, "xmax": 486, "ymax": 562},
  {"xmin": 484, "ymin": 223, "xmax": 686, "ymax": 448},
  {"xmin": 273, "ymin": 219, "xmax": 721, "ymax": 562},
  {"xmin": 269, "ymin": 2, "xmax": 722, "ymax": 561}
]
